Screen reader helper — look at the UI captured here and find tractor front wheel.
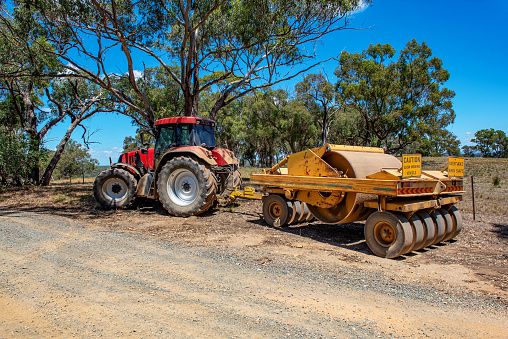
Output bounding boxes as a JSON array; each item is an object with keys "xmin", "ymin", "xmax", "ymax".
[
  {"xmin": 157, "ymin": 157, "xmax": 217, "ymax": 217},
  {"xmin": 93, "ymin": 168, "xmax": 137, "ymax": 209}
]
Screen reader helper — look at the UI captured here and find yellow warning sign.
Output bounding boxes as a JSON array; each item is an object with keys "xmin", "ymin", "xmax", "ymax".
[
  {"xmin": 448, "ymin": 157, "xmax": 464, "ymax": 178},
  {"xmin": 402, "ymin": 154, "xmax": 422, "ymax": 178}
]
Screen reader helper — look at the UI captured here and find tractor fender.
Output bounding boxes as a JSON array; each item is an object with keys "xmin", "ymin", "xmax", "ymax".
[
  {"xmin": 155, "ymin": 148, "xmax": 217, "ymax": 173},
  {"xmin": 111, "ymin": 162, "xmax": 142, "ymax": 181}
]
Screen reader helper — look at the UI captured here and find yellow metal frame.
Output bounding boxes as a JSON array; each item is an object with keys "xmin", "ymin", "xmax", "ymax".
[
  {"xmin": 230, "ymin": 187, "xmax": 263, "ymax": 200},
  {"xmin": 328, "ymin": 144, "xmax": 385, "ymax": 153},
  {"xmin": 250, "ymin": 173, "xmax": 451, "ymax": 197},
  {"xmin": 239, "ymin": 145, "xmax": 464, "ymax": 218},
  {"xmin": 363, "ymin": 195, "xmax": 462, "ymax": 213}
]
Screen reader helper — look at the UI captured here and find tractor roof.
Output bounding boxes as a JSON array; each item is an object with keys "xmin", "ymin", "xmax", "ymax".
[{"xmin": 154, "ymin": 116, "xmax": 216, "ymax": 127}]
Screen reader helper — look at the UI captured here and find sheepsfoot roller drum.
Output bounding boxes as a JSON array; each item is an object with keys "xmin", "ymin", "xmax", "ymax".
[{"xmin": 248, "ymin": 144, "xmax": 465, "ymax": 259}]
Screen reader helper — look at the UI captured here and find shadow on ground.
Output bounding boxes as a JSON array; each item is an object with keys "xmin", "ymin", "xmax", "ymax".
[{"xmin": 491, "ymin": 222, "xmax": 508, "ymax": 239}]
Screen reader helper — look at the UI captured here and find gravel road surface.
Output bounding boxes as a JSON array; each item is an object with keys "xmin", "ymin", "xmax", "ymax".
[{"xmin": 0, "ymin": 209, "xmax": 506, "ymax": 338}]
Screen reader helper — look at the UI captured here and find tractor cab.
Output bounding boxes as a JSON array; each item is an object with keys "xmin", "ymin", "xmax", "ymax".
[
  {"xmin": 118, "ymin": 117, "xmax": 220, "ymax": 171},
  {"xmin": 153, "ymin": 117, "xmax": 216, "ymax": 160}
]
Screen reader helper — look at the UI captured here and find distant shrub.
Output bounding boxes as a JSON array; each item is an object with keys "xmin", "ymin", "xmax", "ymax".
[{"xmin": 493, "ymin": 176, "xmax": 501, "ymax": 186}]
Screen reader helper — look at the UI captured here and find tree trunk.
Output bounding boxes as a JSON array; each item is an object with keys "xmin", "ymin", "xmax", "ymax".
[
  {"xmin": 24, "ymin": 92, "xmax": 41, "ymax": 185},
  {"xmin": 40, "ymin": 119, "xmax": 81, "ymax": 186},
  {"xmin": 184, "ymin": 92, "xmax": 199, "ymax": 117},
  {"xmin": 321, "ymin": 110, "xmax": 328, "ymax": 146},
  {"xmin": 27, "ymin": 134, "xmax": 41, "ymax": 185},
  {"xmin": 209, "ymin": 94, "xmax": 228, "ymax": 121}
]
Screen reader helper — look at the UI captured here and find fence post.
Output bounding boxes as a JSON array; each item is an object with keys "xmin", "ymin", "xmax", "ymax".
[{"xmin": 471, "ymin": 175, "xmax": 476, "ymax": 221}]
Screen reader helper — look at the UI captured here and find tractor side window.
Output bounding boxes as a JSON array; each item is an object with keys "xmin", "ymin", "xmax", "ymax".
[
  {"xmin": 176, "ymin": 125, "xmax": 191, "ymax": 146},
  {"xmin": 155, "ymin": 127, "xmax": 175, "ymax": 154},
  {"xmin": 193, "ymin": 125, "xmax": 216, "ymax": 147}
]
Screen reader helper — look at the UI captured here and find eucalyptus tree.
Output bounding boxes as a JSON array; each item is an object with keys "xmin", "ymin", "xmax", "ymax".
[
  {"xmin": 0, "ymin": 14, "xmax": 122, "ymax": 185},
  {"xmin": 404, "ymin": 129, "xmax": 460, "ymax": 156},
  {"xmin": 471, "ymin": 129, "xmax": 508, "ymax": 158},
  {"xmin": 2, "ymin": 0, "xmax": 370, "ymax": 128},
  {"xmin": 335, "ymin": 40, "xmax": 456, "ymax": 154},
  {"xmin": 40, "ymin": 78, "xmax": 125, "ymax": 185},
  {"xmin": 295, "ymin": 73, "xmax": 340, "ymax": 145},
  {"xmin": 55, "ymin": 139, "xmax": 99, "ymax": 183},
  {"xmin": 0, "ymin": 12, "xmax": 61, "ymax": 183},
  {"xmin": 247, "ymin": 88, "xmax": 318, "ymax": 155}
]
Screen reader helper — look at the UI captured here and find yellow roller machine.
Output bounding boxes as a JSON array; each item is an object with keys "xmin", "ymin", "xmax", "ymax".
[{"xmin": 233, "ymin": 144, "xmax": 465, "ymax": 259}]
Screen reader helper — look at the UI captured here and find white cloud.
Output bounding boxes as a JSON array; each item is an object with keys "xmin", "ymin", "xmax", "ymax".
[
  {"xmin": 124, "ymin": 70, "xmax": 143, "ymax": 80},
  {"xmin": 352, "ymin": 0, "xmax": 369, "ymax": 13},
  {"xmin": 90, "ymin": 148, "xmax": 123, "ymax": 157},
  {"xmin": 466, "ymin": 131, "xmax": 472, "ymax": 135}
]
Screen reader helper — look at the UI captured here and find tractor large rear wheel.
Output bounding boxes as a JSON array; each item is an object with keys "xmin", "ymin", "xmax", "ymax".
[
  {"xmin": 157, "ymin": 157, "xmax": 217, "ymax": 217},
  {"xmin": 93, "ymin": 168, "xmax": 137, "ymax": 209}
]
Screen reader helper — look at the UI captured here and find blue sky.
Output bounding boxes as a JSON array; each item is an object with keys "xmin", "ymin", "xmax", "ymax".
[{"xmin": 44, "ymin": 0, "xmax": 508, "ymax": 165}]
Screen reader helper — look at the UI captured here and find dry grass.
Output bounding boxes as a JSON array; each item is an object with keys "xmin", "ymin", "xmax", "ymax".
[
  {"xmin": 422, "ymin": 157, "xmax": 508, "ymax": 216},
  {"xmin": 239, "ymin": 166, "xmax": 263, "ymax": 181}
]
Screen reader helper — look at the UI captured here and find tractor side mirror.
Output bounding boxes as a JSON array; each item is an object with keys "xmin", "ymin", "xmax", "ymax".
[
  {"xmin": 140, "ymin": 148, "xmax": 148, "ymax": 155},
  {"xmin": 140, "ymin": 132, "xmax": 147, "ymax": 146},
  {"xmin": 140, "ymin": 130, "xmax": 153, "ymax": 147}
]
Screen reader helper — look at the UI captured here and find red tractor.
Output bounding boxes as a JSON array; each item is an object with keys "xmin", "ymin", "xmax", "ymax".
[{"xmin": 93, "ymin": 117, "xmax": 241, "ymax": 216}]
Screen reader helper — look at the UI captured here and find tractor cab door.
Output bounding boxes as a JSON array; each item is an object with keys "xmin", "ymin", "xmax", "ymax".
[
  {"xmin": 190, "ymin": 124, "xmax": 216, "ymax": 148},
  {"xmin": 153, "ymin": 124, "xmax": 192, "ymax": 165}
]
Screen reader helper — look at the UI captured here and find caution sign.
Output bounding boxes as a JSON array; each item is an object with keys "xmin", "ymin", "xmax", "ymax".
[
  {"xmin": 402, "ymin": 154, "xmax": 422, "ymax": 178},
  {"xmin": 448, "ymin": 157, "xmax": 465, "ymax": 178}
]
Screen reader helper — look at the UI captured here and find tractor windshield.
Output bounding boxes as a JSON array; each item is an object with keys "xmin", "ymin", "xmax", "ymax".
[
  {"xmin": 191, "ymin": 125, "xmax": 216, "ymax": 148},
  {"xmin": 154, "ymin": 123, "xmax": 216, "ymax": 154}
]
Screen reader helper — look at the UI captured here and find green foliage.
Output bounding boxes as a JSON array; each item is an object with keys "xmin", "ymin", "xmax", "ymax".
[
  {"xmin": 493, "ymin": 175, "xmax": 501, "ymax": 187},
  {"xmin": 461, "ymin": 145, "xmax": 475, "ymax": 157},
  {"xmin": 0, "ymin": 128, "xmax": 48, "ymax": 185},
  {"xmin": 7, "ymin": 0, "xmax": 369, "ymax": 123},
  {"xmin": 123, "ymin": 136, "xmax": 143, "ymax": 153},
  {"xmin": 214, "ymin": 100, "xmax": 249, "ymax": 158},
  {"xmin": 122, "ymin": 132, "xmax": 154, "ymax": 153},
  {"xmin": 470, "ymin": 129, "xmax": 508, "ymax": 158},
  {"xmin": 115, "ymin": 66, "xmax": 184, "ymax": 125},
  {"xmin": 212, "ymin": 87, "xmax": 319, "ymax": 167},
  {"xmin": 54, "ymin": 140, "xmax": 99, "ymax": 182},
  {"xmin": 334, "ymin": 39, "xmax": 456, "ymax": 154},
  {"xmin": 295, "ymin": 73, "xmax": 340, "ymax": 145},
  {"xmin": 408, "ymin": 129, "xmax": 460, "ymax": 156}
]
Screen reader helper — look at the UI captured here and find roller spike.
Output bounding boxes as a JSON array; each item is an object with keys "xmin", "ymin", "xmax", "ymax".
[{"xmin": 287, "ymin": 201, "xmax": 299, "ymax": 225}]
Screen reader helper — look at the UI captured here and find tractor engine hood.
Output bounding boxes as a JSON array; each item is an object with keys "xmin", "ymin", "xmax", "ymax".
[{"xmin": 212, "ymin": 147, "xmax": 238, "ymax": 166}]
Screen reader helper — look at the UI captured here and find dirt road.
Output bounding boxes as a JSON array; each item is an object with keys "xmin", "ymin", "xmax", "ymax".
[{"xmin": 0, "ymin": 209, "xmax": 506, "ymax": 338}]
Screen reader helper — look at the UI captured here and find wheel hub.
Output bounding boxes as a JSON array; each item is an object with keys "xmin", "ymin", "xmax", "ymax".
[
  {"xmin": 112, "ymin": 183, "xmax": 122, "ymax": 194},
  {"xmin": 182, "ymin": 181, "xmax": 191, "ymax": 192},
  {"xmin": 103, "ymin": 177, "xmax": 128, "ymax": 200},
  {"xmin": 269, "ymin": 202, "xmax": 283, "ymax": 218},
  {"xmin": 168, "ymin": 168, "xmax": 199, "ymax": 207},
  {"xmin": 374, "ymin": 221, "xmax": 396, "ymax": 246}
]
